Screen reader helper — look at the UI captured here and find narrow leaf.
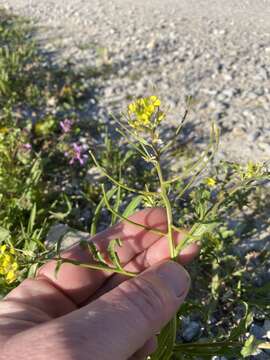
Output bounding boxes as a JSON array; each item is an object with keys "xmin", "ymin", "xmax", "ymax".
[
  {"xmin": 108, "ymin": 238, "xmax": 123, "ymax": 270},
  {"xmin": 54, "ymin": 260, "xmax": 62, "ymax": 279},
  {"xmin": 86, "ymin": 240, "xmax": 107, "ymax": 264},
  {"xmin": 111, "ymin": 186, "xmax": 121, "ymax": 225},
  {"xmin": 90, "ymin": 187, "xmax": 117, "ymax": 236},
  {"xmin": 27, "ymin": 203, "xmax": 37, "ymax": 234},
  {"xmin": 122, "ymin": 195, "xmax": 142, "ymax": 218},
  {"xmin": 0, "ymin": 227, "xmax": 10, "ymax": 242}
]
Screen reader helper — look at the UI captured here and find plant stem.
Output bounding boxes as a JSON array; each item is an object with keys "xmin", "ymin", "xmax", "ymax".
[
  {"xmin": 55, "ymin": 257, "xmax": 137, "ymax": 277},
  {"xmin": 102, "ymin": 185, "xmax": 166, "ymax": 236},
  {"xmin": 89, "ymin": 150, "xmax": 156, "ymax": 196},
  {"xmin": 156, "ymin": 162, "xmax": 176, "ymax": 259}
]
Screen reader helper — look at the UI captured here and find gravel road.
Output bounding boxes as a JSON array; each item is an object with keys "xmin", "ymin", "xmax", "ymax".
[{"xmin": 2, "ymin": 0, "xmax": 270, "ymax": 162}]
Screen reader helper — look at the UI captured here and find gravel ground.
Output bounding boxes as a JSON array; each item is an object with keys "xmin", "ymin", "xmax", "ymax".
[{"xmin": 2, "ymin": 0, "xmax": 270, "ymax": 162}]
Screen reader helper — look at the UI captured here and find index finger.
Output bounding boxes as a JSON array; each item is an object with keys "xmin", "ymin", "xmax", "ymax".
[{"xmin": 38, "ymin": 208, "xmax": 167, "ymax": 305}]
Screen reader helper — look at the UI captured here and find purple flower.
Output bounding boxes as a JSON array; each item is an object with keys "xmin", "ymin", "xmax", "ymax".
[
  {"xmin": 60, "ymin": 119, "xmax": 72, "ymax": 133},
  {"xmin": 22, "ymin": 143, "xmax": 32, "ymax": 150},
  {"xmin": 68, "ymin": 143, "xmax": 88, "ymax": 165}
]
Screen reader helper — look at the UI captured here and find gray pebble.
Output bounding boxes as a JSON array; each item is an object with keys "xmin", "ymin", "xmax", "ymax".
[
  {"xmin": 182, "ymin": 321, "xmax": 202, "ymax": 342},
  {"xmin": 250, "ymin": 323, "xmax": 267, "ymax": 340}
]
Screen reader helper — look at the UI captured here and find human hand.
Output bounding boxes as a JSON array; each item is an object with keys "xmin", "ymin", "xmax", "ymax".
[{"xmin": 0, "ymin": 208, "xmax": 199, "ymax": 360}]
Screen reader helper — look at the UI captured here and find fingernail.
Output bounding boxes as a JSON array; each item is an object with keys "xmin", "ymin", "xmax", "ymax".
[{"xmin": 156, "ymin": 261, "xmax": 190, "ymax": 298}]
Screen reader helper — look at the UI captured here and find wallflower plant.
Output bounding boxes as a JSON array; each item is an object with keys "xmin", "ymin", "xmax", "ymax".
[{"xmin": 52, "ymin": 96, "xmax": 270, "ymax": 359}]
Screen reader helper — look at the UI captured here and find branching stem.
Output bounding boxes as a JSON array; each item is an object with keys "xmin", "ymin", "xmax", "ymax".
[
  {"xmin": 55, "ymin": 257, "xmax": 137, "ymax": 277},
  {"xmin": 102, "ymin": 185, "xmax": 167, "ymax": 237},
  {"xmin": 89, "ymin": 150, "xmax": 156, "ymax": 196}
]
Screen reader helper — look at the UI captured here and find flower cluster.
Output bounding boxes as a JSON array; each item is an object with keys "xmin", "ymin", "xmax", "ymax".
[
  {"xmin": 127, "ymin": 95, "xmax": 165, "ymax": 132},
  {"xmin": 60, "ymin": 119, "xmax": 72, "ymax": 133},
  {"xmin": 0, "ymin": 245, "xmax": 19, "ymax": 284},
  {"xmin": 65, "ymin": 142, "xmax": 88, "ymax": 165},
  {"xmin": 244, "ymin": 161, "xmax": 264, "ymax": 179},
  {"xmin": 21, "ymin": 143, "xmax": 32, "ymax": 151}
]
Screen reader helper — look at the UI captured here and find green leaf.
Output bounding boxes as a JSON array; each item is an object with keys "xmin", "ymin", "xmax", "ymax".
[
  {"xmin": 175, "ymin": 221, "xmax": 220, "ymax": 254},
  {"xmin": 174, "ymin": 340, "xmax": 242, "ymax": 358},
  {"xmin": 0, "ymin": 226, "xmax": 10, "ymax": 242},
  {"xmin": 27, "ymin": 263, "xmax": 39, "ymax": 278},
  {"xmin": 122, "ymin": 195, "xmax": 142, "ymax": 218},
  {"xmin": 27, "ymin": 203, "xmax": 36, "ymax": 234},
  {"xmin": 49, "ymin": 194, "xmax": 72, "ymax": 221},
  {"xmin": 151, "ymin": 318, "xmax": 176, "ymax": 360},
  {"xmin": 121, "ymin": 149, "xmax": 134, "ymax": 166},
  {"xmin": 56, "ymin": 232, "xmax": 68, "ymax": 255},
  {"xmin": 111, "ymin": 186, "xmax": 121, "ymax": 225},
  {"xmin": 107, "ymin": 238, "xmax": 123, "ymax": 270},
  {"xmin": 229, "ymin": 302, "xmax": 252, "ymax": 340},
  {"xmin": 192, "ymin": 222, "xmax": 220, "ymax": 238},
  {"xmin": 90, "ymin": 187, "xmax": 117, "ymax": 236},
  {"xmin": 83, "ymin": 240, "xmax": 107, "ymax": 264},
  {"xmin": 54, "ymin": 260, "xmax": 62, "ymax": 279},
  {"xmin": 241, "ymin": 336, "xmax": 260, "ymax": 358}
]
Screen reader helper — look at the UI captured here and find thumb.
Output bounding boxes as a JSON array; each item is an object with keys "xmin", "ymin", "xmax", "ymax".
[{"xmin": 58, "ymin": 260, "xmax": 190, "ymax": 360}]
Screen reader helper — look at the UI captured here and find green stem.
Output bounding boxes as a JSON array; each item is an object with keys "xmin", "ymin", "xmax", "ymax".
[
  {"xmin": 171, "ymin": 315, "xmax": 177, "ymax": 350},
  {"xmin": 156, "ymin": 162, "xmax": 176, "ymax": 259},
  {"xmin": 174, "ymin": 340, "xmax": 240, "ymax": 350},
  {"xmin": 160, "ymin": 105, "xmax": 190, "ymax": 154},
  {"xmin": 89, "ymin": 150, "xmax": 156, "ymax": 196},
  {"xmin": 55, "ymin": 257, "xmax": 137, "ymax": 277},
  {"xmin": 102, "ymin": 185, "xmax": 166, "ymax": 236},
  {"xmin": 175, "ymin": 179, "xmax": 256, "ymax": 255},
  {"xmin": 164, "ymin": 122, "xmax": 218, "ymax": 186}
]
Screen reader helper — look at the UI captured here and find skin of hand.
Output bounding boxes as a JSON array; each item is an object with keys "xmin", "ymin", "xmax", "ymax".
[{"xmin": 0, "ymin": 208, "xmax": 199, "ymax": 360}]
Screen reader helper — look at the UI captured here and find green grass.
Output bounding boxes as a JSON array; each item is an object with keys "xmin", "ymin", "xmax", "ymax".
[{"xmin": 0, "ymin": 9, "xmax": 269, "ymax": 359}]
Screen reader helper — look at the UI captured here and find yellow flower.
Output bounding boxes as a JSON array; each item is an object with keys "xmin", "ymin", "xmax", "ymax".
[
  {"xmin": 6, "ymin": 269, "xmax": 17, "ymax": 284},
  {"xmin": 245, "ymin": 161, "xmax": 263, "ymax": 179},
  {"xmin": 0, "ymin": 244, "xmax": 7, "ymax": 253},
  {"xmin": 60, "ymin": 84, "xmax": 73, "ymax": 98},
  {"xmin": 0, "ymin": 127, "xmax": 9, "ymax": 134},
  {"xmin": 127, "ymin": 95, "xmax": 165, "ymax": 131},
  {"xmin": 205, "ymin": 177, "xmax": 216, "ymax": 187},
  {"xmin": 0, "ymin": 245, "xmax": 19, "ymax": 284},
  {"xmin": 34, "ymin": 116, "xmax": 56, "ymax": 137}
]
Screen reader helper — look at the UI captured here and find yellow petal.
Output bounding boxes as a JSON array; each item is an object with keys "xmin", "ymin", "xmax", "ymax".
[
  {"xmin": 205, "ymin": 177, "xmax": 216, "ymax": 187},
  {"xmin": 10, "ymin": 247, "xmax": 16, "ymax": 255},
  {"xmin": 6, "ymin": 270, "xmax": 16, "ymax": 284},
  {"xmin": 0, "ymin": 127, "xmax": 9, "ymax": 134},
  {"xmin": 0, "ymin": 244, "xmax": 7, "ymax": 253},
  {"xmin": 12, "ymin": 262, "xmax": 19, "ymax": 271}
]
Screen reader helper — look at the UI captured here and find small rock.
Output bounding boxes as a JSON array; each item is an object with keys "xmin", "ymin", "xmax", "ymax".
[
  {"xmin": 247, "ymin": 129, "xmax": 261, "ymax": 142},
  {"xmin": 46, "ymin": 225, "xmax": 90, "ymax": 251},
  {"xmin": 182, "ymin": 321, "xmax": 201, "ymax": 342},
  {"xmin": 263, "ymin": 320, "xmax": 270, "ymax": 340},
  {"xmin": 258, "ymin": 143, "xmax": 270, "ymax": 152},
  {"xmin": 45, "ymin": 223, "xmax": 70, "ymax": 248},
  {"xmin": 222, "ymin": 73, "xmax": 233, "ymax": 81},
  {"xmin": 251, "ymin": 350, "xmax": 270, "ymax": 360},
  {"xmin": 250, "ymin": 323, "xmax": 266, "ymax": 340}
]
